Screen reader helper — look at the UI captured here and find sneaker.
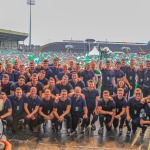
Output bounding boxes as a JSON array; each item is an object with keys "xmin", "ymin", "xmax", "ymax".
[
  {"xmin": 98, "ymin": 127, "xmax": 103, "ymax": 135},
  {"xmin": 91, "ymin": 124, "xmax": 96, "ymax": 130},
  {"xmin": 140, "ymin": 126, "xmax": 147, "ymax": 136},
  {"xmin": 119, "ymin": 128, "xmax": 123, "ymax": 135},
  {"xmin": 71, "ymin": 130, "xmax": 77, "ymax": 135},
  {"xmin": 80, "ymin": 126, "xmax": 84, "ymax": 134},
  {"xmin": 67, "ymin": 128, "xmax": 71, "ymax": 136},
  {"xmin": 126, "ymin": 130, "xmax": 131, "ymax": 137}
]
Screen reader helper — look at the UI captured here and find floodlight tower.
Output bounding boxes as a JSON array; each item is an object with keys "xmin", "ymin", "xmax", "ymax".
[{"xmin": 27, "ymin": 0, "xmax": 35, "ymax": 51}]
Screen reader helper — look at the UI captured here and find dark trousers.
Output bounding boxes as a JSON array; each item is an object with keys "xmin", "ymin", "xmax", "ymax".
[
  {"xmin": 25, "ymin": 113, "xmax": 38, "ymax": 130},
  {"xmin": 113, "ymin": 114, "xmax": 126, "ymax": 128},
  {"xmin": 99, "ymin": 114, "xmax": 112, "ymax": 131},
  {"xmin": 101, "ymin": 85, "xmax": 113, "ymax": 97},
  {"xmin": 142, "ymin": 86, "xmax": 150, "ymax": 97},
  {"xmin": 12, "ymin": 113, "xmax": 26, "ymax": 132},
  {"xmin": 54, "ymin": 114, "xmax": 72, "ymax": 131},
  {"xmin": 2, "ymin": 116, "xmax": 13, "ymax": 127},
  {"xmin": 71, "ymin": 114, "xmax": 87, "ymax": 131},
  {"xmin": 86, "ymin": 109, "xmax": 98, "ymax": 126},
  {"xmin": 128, "ymin": 84, "xmax": 135, "ymax": 97},
  {"xmin": 126, "ymin": 117, "xmax": 140, "ymax": 132}
]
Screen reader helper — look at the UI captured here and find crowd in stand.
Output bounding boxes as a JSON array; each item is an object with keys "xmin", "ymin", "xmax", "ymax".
[{"xmin": 0, "ymin": 57, "xmax": 150, "ymax": 137}]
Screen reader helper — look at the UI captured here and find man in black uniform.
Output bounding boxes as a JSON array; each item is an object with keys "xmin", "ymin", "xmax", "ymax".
[
  {"xmin": 126, "ymin": 88, "xmax": 144, "ymax": 137},
  {"xmin": 112, "ymin": 88, "xmax": 127, "ymax": 134},
  {"xmin": 24, "ymin": 87, "xmax": 41, "ymax": 132},
  {"xmin": 8, "ymin": 87, "xmax": 26, "ymax": 132},
  {"xmin": 0, "ymin": 92, "xmax": 13, "ymax": 128},
  {"xmin": 81, "ymin": 80, "xmax": 100, "ymax": 130},
  {"xmin": 53, "ymin": 89, "xmax": 71, "ymax": 136},
  {"xmin": 70, "ymin": 86, "xmax": 88, "ymax": 134},
  {"xmin": 138, "ymin": 96, "xmax": 150, "ymax": 136},
  {"xmin": 98, "ymin": 90, "xmax": 116, "ymax": 134},
  {"xmin": 38, "ymin": 89, "xmax": 54, "ymax": 134}
]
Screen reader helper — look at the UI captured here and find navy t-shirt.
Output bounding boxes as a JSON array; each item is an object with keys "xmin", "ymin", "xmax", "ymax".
[
  {"xmin": 27, "ymin": 81, "xmax": 43, "ymax": 96},
  {"xmin": 125, "ymin": 67, "xmax": 136, "ymax": 85},
  {"xmin": 1, "ymin": 81, "xmax": 13, "ymax": 95},
  {"xmin": 53, "ymin": 98, "xmax": 71, "ymax": 116},
  {"xmin": 143, "ymin": 68, "xmax": 150, "ymax": 86},
  {"xmin": 10, "ymin": 82, "xmax": 29, "ymax": 93},
  {"xmin": 41, "ymin": 67, "xmax": 53, "ymax": 80},
  {"xmin": 8, "ymin": 94, "xmax": 26, "ymax": 116},
  {"xmin": 81, "ymin": 70, "xmax": 95, "ymax": 87},
  {"xmin": 0, "ymin": 99, "xmax": 12, "ymax": 116},
  {"xmin": 81, "ymin": 87, "xmax": 99, "ymax": 110},
  {"xmin": 50, "ymin": 67, "xmax": 61, "ymax": 79},
  {"xmin": 25, "ymin": 95, "xmax": 41, "ymax": 113},
  {"xmin": 69, "ymin": 79, "xmax": 85, "ymax": 89},
  {"xmin": 98, "ymin": 98, "xmax": 116, "ymax": 115},
  {"xmin": 70, "ymin": 95, "xmax": 87, "ymax": 115},
  {"xmin": 38, "ymin": 78, "xmax": 48, "ymax": 86},
  {"xmin": 137, "ymin": 70, "xmax": 144, "ymax": 86},
  {"xmin": 49, "ymin": 86, "xmax": 60, "ymax": 96},
  {"xmin": 101, "ymin": 68, "xmax": 115, "ymax": 86},
  {"xmin": 114, "ymin": 69, "xmax": 125, "ymax": 84},
  {"xmin": 40, "ymin": 97, "xmax": 54, "ymax": 115},
  {"xmin": 112, "ymin": 95, "xmax": 127, "ymax": 114},
  {"xmin": 56, "ymin": 83, "xmax": 73, "ymax": 93},
  {"xmin": 57, "ymin": 72, "xmax": 72, "ymax": 80},
  {"xmin": 127, "ymin": 97, "xmax": 144, "ymax": 118}
]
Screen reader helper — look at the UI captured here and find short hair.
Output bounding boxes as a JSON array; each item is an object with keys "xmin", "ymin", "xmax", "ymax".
[
  {"xmin": 62, "ymin": 75, "xmax": 68, "ymax": 79},
  {"xmin": 43, "ymin": 59, "xmax": 49, "ymax": 63},
  {"xmin": 44, "ymin": 88, "xmax": 51, "ymax": 93},
  {"xmin": 49, "ymin": 77, "xmax": 55, "ymax": 81},
  {"xmin": 40, "ymin": 70, "xmax": 46, "ymax": 74},
  {"xmin": 16, "ymin": 87, "xmax": 22, "ymax": 91},
  {"xmin": 75, "ymin": 86, "xmax": 81, "ymax": 92},
  {"xmin": 61, "ymin": 89, "xmax": 67, "ymax": 93},
  {"xmin": 7, "ymin": 64, "xmax": 12, "ymax": 68},
  {"xmin": 134, "ymin": 88, "xmax": 142, "ymax": 93},
  {"xmin": 32, "ymin": 73, "xmax": 38, "ymax": 77},
  {"xmin": 29, "ymin": 61, "xmax": 35, "ymax": 65},
  {"xmin": 1, "ymin": 92, "xmax": 6, "ymax": 95},
  {"xmin": 72, "ymin": 71, "xmax": 77, "ymax": 75},
  {"xmin": 117, "ymin": 88, "xmax": 124, "ymax": 92},
  {"xmin": 103, "ymin": 90, "xmax": 110, "ymax": 95},
  {"xmin": 2, "ymin": 74, "xmax": 9, "ymax": 79},
  {"xmin": 18, "ymin": 75, "xmax": 26, "ymax": 80},
  {"xmin": 88, "ymin": 79, "xmax": 94, "ymax": 84}
]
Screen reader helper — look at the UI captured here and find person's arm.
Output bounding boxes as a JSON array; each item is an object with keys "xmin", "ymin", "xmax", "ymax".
[
  {"xmin": 123, "ymin": 77, "xmax": 132, "ymax": 89},
  {"xmin": 53, "ymin": 108, "xmax": 59, "ymax": 119},
  {"xmin": 24, "ymin": 103, "xmax": 30, "ymax": 115},
  {"xmin": 0, "ymin": 108, "xmax": 12, "ymax": 119},
  {"xmin": 115, "ymin": 107, "xmax": 126, "ymax": 119},
  {"xmin": 61, "ymin": 105, "xmax": 71, "ymax": 118},
  {"xmin": 39, "ymin": 107, "xmax": 47, "ymax": 118},
  {"xmin": 10, "ymin": 90, "xmax": 15, "ymax": 95},
  {"xmin": 30, "ymin": 106, "xmax": 39, "ymax": 116},
  {"xmin": 112, "ymin": 77, "xmax": 116, "ymax": 87},
  {"xmin": 98, "ymin": 106, "xmax": 113, "ymax": 115},
  {"xmin": 108, "ymin": 108, "xmax": 116, "ymax": 127},
  {"xmin": 126, "ymin": 106, "xmax": 131, "ymax": 121},
  {"xmin": 83, "ymin": 106, "xmax": 88, "ymax": 118}
]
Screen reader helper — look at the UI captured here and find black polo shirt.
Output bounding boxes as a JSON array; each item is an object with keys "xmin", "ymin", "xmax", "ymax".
[
  {"xmin": 8, "ymin": 94, "xmax": 26, "ymax": 116},
  {"xmin": 98, "ymin": 98, "xmax": 116, "ymax": 115},
  {"xmin": 81, "ymin": 87, "xmax": 99, "ymax": 110},
  {"xmin": 0, "ymin": 99, "xmax": 12, "ymax": 116},
  {"xmin": 70, "ymin": 95, "xmax": 87, "ymax": 115},
  {"xmin": 53, "ymin": 97, "xmax": 71, "ymax": 116},
  {"xmin": 127, "ymin": 97, "xmax": 144, "ymax": 119},
  {"xmin": 10, "ymin": 82, "xmax": 29, "ymax": 93},
  {"xmin": 25, "ymin": 95, "xmax": 41, "ymax": 113},
  {"xmin": 112, "ymin": 95, "xmax": 127, "ymax": 114},
  {"xmin": 56, "ymin": 83, "xmax": 73, "ymax": 93},
  {"xmin": 101, "ymin": 68, "xmax": 115, "ymax": 86},
  {"xmin": 69, "ymin": 79, "xmax": 85, "ymax": 89},
  {"xmin": 40, "ymin": 97, "xmax": 54, "ymax": 115}
]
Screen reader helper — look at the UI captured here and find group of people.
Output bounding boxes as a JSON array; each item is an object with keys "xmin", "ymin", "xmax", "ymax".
[{"xmin": 0, "ymin": 57, "xmax": 150, "ymax": 137}]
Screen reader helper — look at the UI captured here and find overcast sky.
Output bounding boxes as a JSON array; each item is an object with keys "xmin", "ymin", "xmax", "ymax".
[{"xmin": 0, "ymin": 0, "xmax": 150, "ymax": 45}]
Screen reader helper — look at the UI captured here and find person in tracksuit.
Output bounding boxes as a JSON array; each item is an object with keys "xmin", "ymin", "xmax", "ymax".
[
  {"xmin": 98, "ymin": 90, "xmax": 116, "ymax": 135},
  {"xmin": 70, "ymin": 86, "xmax": 88, "ymax": 134},
  {"xmin": 126, "ymin": 88, "xmax": 144, "ymax": 137},
  {"xmin": 112, "ymin": 88, "xmax": 127, "ymax": 135}
]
